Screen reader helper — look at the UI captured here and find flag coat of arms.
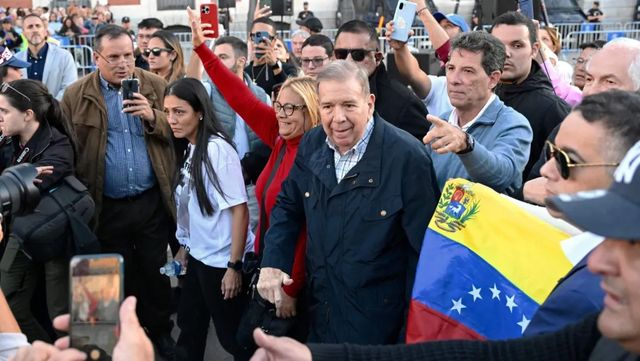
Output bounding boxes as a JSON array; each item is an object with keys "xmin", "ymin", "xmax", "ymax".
[{"xmin": 406, "ymin": 179, "xmax": 574, "ymax": 342}]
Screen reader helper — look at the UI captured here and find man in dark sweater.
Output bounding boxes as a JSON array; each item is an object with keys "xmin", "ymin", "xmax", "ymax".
[
  {"xmin": 333, "ymin": 20, "xmax": 430, "ymax": 140},
  {"xmin": 249, "ymin": 137, "xmax": 640, "ymax": 361},
  {"xmin": 490, "ymin": 12, "xmax": 571, "ymax": 180}
]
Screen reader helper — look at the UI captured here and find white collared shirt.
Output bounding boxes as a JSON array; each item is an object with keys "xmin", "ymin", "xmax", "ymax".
[{"xmin": 447, "ymin": 94, "xmax": 496, "ymax": 131}]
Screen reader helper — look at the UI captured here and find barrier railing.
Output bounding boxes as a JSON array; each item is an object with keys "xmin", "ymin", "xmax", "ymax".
[
  {"xmin": 60, "ymin": 44, "xmax": 95, "ymax": 77},
  {"xmin": 565, "ymin": 29, "xmax": 640, "ymax": 49}
]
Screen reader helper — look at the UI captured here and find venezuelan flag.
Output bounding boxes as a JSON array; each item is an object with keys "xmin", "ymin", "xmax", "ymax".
[{"xmin": 406, "ymin": 179, "xmax": 573, "ymax": 342}]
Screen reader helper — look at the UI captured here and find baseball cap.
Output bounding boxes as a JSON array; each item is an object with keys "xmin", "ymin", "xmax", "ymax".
[
  {"xmin": 433, "ymin": 12, "xmax": 470, "ymax": 33},
  {"xmin": 546, "ymin": 140, "xmax": 640, "ymax": 240},
  {"xmin": 122, "ymin": 16, "xmax": 130, "ymax": 23},
  {"xmin": 296, "ymin": 16, "xmax": 323, "ymax": 33},
  {"xmin": 0, "ymin": 47, "xmax": 31, "ymax": 69}
]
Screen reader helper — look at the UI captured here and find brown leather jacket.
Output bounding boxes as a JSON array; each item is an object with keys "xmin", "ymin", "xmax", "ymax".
[{"xmin": 61, "ymin": 69, "xmax": 176, "ymax": 226}]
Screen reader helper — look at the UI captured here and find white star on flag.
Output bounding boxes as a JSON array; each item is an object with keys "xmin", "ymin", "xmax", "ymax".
[
  {"xmin": 489, "ymin": 283, "xmax": 501, "ymax": 300},
  {"xmin": 517, "ymin": 315, "xmax": 530, "ymax": 333},
  {"xmin": 468, "ymin": 285, "xmax": 482, "ymax": 302},
  {"xmin": 505, "ymin": 295, "xmax": 518, "ymax": 313},
  {"xmin": 450, "ymin": 298, "xmax": 467, "ymax": 314}
]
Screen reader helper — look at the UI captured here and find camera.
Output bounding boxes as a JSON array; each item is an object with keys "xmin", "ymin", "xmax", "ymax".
[
  {"xmin": 0, "ymin": 163, "xmax": 41, "ymax": 218},
  {"xmin": 201, "ymin": 5, "xmax": 210, "ymax": 14}
]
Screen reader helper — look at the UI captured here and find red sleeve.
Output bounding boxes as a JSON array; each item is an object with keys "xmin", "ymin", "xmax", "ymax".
[
  {"xmin": 435, "ymin": 39, "xmax": 451, "ymax": 63},
  {"xmin": 282, "ymin": 227, "xmax": 307, "ymax": 298},
  {"xmin": 194, "ymin": 43, "xmax": 279, "ymax": 148}
]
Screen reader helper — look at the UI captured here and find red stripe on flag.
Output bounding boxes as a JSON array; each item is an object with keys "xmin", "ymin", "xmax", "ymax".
[{"xmin": 406, "ymin": 299, "xmax": 485, "ymax": 343}]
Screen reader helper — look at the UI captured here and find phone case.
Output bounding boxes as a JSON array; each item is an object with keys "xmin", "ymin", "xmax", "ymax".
[
  {"xmin": 121, "ymin": 78, "xmax": 139, "ymax": 107},
  {"xmin": 391, "ymin": 1, "xmax": 417, "ymax": 42},
  {"xmin": 200, "ymin": 3, "xmax": 219, "ymax": 39}
]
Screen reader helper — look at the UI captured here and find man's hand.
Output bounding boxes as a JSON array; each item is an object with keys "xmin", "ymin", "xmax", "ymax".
[
  {"xmin": 254, "ymin": 5, "xmax": 272, "ymax": 20},
  {"xmin": 385, "ymin": 21, "xmax": 413, "ymax": 51},
  {"xmin": 523, "ymin": 177, "xmax": 548, "ymax": 206},
  {"xmin": 423, "ymin": 115, "xmax": 468, "ymax": 154},
  {"xmin": 221, "ymin": 268, "xmax": 242, "ymax": 300},
  {"xmin": 250, "ymin": 329, "xmax": 311, "ymax": 361},
  {"xmin": 276, "ymin": 292, "xmax": 296, "ymax": 319},
  {"xmin": 254, "ymin": 40, "xmax": 277, "ymax": 66},
  {"xmin": 122, "ymin": 92, "xmax": 155, "ymax": 122},
  {"xmin": 256, "ymin": 268, "xmax": 293, "ymax": 306}
]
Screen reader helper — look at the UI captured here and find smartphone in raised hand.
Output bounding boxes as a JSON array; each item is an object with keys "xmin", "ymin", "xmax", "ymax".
[
  {"xmin": 391, "ymin": 1, "xmax": 417, "ymax": 42},
  {"xmin": 69, "ymin": 254, "xmax": 124, "ymax": 361},
  {"xmin": 200, "ymin": 3, "xmax": 220, "ymax": 38}
]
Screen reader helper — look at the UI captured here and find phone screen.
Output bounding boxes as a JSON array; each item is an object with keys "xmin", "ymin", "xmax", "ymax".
[{"xmin": 70, "ymin": 254, "xmax": 123, "ymax": 360}]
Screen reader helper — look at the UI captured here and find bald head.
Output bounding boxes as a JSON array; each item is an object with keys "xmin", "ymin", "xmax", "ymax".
[{"xmin": 584, "ymin": 38, "xmax": 640, "ymax": 96}]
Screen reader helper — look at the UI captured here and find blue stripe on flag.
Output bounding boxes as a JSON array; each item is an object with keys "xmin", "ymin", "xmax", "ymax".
[{"xmin": 413, "ymin": 229, "xmax": 539, "ymax": 339}]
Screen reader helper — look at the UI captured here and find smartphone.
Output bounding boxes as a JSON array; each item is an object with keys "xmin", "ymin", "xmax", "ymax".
[
  {"xmin": 391, "ymin": 1, "xmax": 417, "ymax": 42},
  {"xmin": 70, "ymin": 254, "xmax": 124, "ymax": 360},
  {"xmin": 121, "ymin": 78, "xmax": 139, "ymax": 108},
  {"xmin": 200, "ymin": 3, "xmax": 219, "ymax": 39}
]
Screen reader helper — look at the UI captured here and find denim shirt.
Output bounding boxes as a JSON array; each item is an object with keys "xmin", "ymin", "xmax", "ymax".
[{"xmin": 99, "ymin": 75, "xmax": 156, "ymax": 198}]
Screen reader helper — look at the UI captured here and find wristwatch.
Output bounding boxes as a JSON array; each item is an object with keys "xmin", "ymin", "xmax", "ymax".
[
  {"xmin": 227, "ymin": 260, "xmax": 243, "ymax": 271},
  {"xmin": 272, "ymin": 60, "xmax": 282, "ymax": 71},
  {"xmin": 457, "ymin": 132, "xmax": 475, "ymax": 154}
]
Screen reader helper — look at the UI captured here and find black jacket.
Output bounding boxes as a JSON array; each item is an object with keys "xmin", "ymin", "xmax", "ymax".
[
  {"xmin": 309, "ymin": 314, "xmax": 636, "ymax": 361},
  {"xmin": 496, "ymin": 61, "xmax": 571, "ymax": 180},
  {"xmin": 0, "ymin": 122, "xmax": 75, "ymax": 192},
  {"xmin": 370, "ymin": 63, "xmax": 431, "ymax": 140},
  {"xmin": 245, "ymin": 61, "xmax": 298, "ymax": 96}
]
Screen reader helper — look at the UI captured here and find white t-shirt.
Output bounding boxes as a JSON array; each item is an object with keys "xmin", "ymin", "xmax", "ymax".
[
  {"xmin": 175, "ymin": 136, "xmax": 255, "ymax": 268},
  {"xmin": 0, "ymin": 333, "xmax": 28, "ymax": 361},
  {"xmin": 423, "ymin": 75, "xmax": 453, "ymax": 117}
]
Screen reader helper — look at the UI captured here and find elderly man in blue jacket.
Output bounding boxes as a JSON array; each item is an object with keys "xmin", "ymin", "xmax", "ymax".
[
  {"xmin": 423, "ymin": 31, "xmax": 533, "ymax": 195},
  {"xmin": 257, "ymin": 60, "xmax": 440, "ymax": 345}
]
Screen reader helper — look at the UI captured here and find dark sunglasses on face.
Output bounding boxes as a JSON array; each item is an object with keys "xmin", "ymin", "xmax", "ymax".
[
  {"xmin": 300, "ymin": 57, "xmax": 329, "ymax": 67},
  {"xmin": 273, "ymin": 101, "xmax": 306, "ymax": 117},
  {"xmin": 333, "ymin": 48, "xmax": 377, "ymax": 62},
  {"xmin": 544, "ymin": 140, "xmax": 620, "ymax": 180},
  {"xmin": 143, "ymin": 47, "xmax": 173, "ymax": 57}
]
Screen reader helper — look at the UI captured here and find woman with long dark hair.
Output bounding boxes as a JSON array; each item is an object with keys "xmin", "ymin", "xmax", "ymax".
[
  {"xmin": 147, "ymin": 30, "xmax": 186, "ymax": 83},
  {"xmin": 0, "ymin": 79, "xmax": 76, "ymax": 342},
  {"xmin": 165, "ymin": 77, "xmax": 254, "ymax": 361}
]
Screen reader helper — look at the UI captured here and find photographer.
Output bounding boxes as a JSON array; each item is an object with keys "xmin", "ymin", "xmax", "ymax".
[{"xmin": 0, "ymin": 79, "xmax": 76, "ymax": 342}]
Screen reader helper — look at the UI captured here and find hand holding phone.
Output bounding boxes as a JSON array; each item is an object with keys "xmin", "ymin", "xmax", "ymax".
[
  {"xmin": 200, "ymin": 3, "xmax": 219, "ymax": 39},
  {"xmin": 391, "ymin": 1, "xmax": 417, "ymax": 42},
  {"xmin": 70, "ymin": 254, "xmax": 123, "ymax": 360}
]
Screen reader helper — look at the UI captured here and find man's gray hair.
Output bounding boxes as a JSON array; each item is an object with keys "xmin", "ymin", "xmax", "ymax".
[
  {"xmin": 450, "ymin": 31, "xmax": 506, "ymax": 76},
  {"xmin": 316, "ymin": 60, "xmax": 370, "ymax": 96},
  {"xmin": 291, "ymin": 29, "xmax": 310, "ymax": 39},
  {"xmin": 597, "ymin": 37, "xmax": 640, "ymax": 91}
]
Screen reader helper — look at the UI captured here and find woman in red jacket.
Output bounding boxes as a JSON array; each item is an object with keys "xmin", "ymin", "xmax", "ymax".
[{"xmin": 188, "ymin": 8, "xmax": 321, "ymax": 336}]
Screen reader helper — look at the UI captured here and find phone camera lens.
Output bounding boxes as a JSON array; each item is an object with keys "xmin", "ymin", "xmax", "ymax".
[{"xmin": 399, "ymin": 2, "xmax": 404, "ymax": 9}]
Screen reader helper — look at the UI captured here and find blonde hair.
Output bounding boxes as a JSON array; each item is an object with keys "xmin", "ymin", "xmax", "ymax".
[
  {"xmin": 542, "ymin": 26, "xmax": 561, "ymax": 55},
  {"xmin": 279, "ymin": 76, "xmax": 320, "ymax": 128}
]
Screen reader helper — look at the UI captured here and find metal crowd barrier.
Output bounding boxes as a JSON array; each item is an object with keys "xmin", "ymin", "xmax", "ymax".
[
  {"xmin": 565, "ymin": 29, "xmax": 640, "ymax": 49},
  {"xmin": 60, "ymin": 44, "xmax": 95, "ymax": 77}
]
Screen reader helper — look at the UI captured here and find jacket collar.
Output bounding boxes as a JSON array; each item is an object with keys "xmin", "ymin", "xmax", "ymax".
[
  {"xmin": 13, "ymin": 121, "xmax": 54, "ymax": 163},
  {"xmin": 82, "ymin": 69, "xmax": 160, "ymax": 111},
  {"xmin": 308, "ymin": 114, "xmax": 384, "ymax": 196}
]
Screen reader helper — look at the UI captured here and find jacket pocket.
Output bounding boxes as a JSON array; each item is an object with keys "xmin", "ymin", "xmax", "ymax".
[{"xmin": 362, "ymin": 196, "xmax": 403, "ymax": 222}]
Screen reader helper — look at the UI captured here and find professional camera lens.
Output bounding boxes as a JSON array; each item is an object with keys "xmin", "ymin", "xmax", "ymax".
[{"xmin": 0, "ymin": 163, "xmax": 41, "ymax": 217}]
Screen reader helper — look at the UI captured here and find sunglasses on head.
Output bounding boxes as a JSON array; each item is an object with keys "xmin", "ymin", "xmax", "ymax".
[
  {"xmin": 544, "ymin": 140, "xmax": 619, "ymax": 180},
  {"xmin": 333, "ymin": 48, "xmax": 377, "ymax": 62},
  {"xmin": 0, "ymin": 82, "xmax": 31, "ymax": 102},
  {"xmin": 143, "ymin": 47, "xmax": 173, "ymax": 57}
]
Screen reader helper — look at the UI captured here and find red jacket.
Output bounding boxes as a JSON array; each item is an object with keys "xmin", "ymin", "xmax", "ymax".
[{"xmin": 194, "ymin": 44, "xmax": 306, "ymax": 297}]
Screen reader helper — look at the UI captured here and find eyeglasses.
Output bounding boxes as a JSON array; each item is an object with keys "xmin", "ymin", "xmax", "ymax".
[
  {"xmin": 0, "ymin": 82, "xmax": 31, "ymax": 102},
  {"xmin": 300, "ymin": 57, "xmax": 329, "ymax": 67},
  {"xmin": 572, "ymin": 57, "xmax": 588, "ymax": 65},
  {"xmin": 333, "ymin": 48, "xmax": 377, "ymax": 62},
  {"xmin": 95, "ymin": 51, "xmax": 135, "ymax": 65},
  {"xmin": 544, "ymin": 141, "xmax": 619, "ymax": 179},
  {"xmin": 273, "ymin": 102, "xmax": 306, "ymax": 117},
  {"xmin": 143, "ymin": 47, "xmax": 173, "ymax": 57}
]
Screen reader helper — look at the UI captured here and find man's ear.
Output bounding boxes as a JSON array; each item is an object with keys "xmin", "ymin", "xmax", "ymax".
[{"xmin": 374, "ymin": 52, "xmax": 383, "ymax": 64}]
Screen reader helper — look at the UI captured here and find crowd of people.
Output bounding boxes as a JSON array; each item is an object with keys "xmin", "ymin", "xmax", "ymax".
[{"xmin": 0, "ymin": 0, "xmax": 638, "ymax": 361}]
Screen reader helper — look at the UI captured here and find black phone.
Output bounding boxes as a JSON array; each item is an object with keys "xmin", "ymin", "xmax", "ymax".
[
  {"xmin": 70, "ymin": 254, "xmax": 124, "ymax": 361},
  {"xmin": 121, "ymin": 78, "xmax": 139, "ymax": 107}
]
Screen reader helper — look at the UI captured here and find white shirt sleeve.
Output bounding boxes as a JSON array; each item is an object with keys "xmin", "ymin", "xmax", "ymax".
[
  {"xmin": 0, "ymin": 333, "xmax": 29, "ymax": 361},
  {"xmin": 423, "ymin": 75, "xmax": 452, "ymax": 117},
  {"xmin": 206, "ymin": 138, "xmax": 248, "ymax": 211}
]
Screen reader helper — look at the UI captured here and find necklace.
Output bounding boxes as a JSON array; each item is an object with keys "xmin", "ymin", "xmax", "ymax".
[{"xmin": 251, "ymin": 63, "xmax": 267, "ymax": 84}]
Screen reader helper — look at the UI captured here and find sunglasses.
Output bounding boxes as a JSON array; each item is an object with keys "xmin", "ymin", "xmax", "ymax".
[
  {"xmin": 143, "ymin": 47, "xmax": 173, "ymax": 57},
  {"xmin": 333, "ymin": 48, "xmax": 377, "ymax": 62},
  {"xmin": 0, "ymin": 82, "xmax": 31, "ymax": 102},
  {"xmin": 544, "ymin": 141, "xmax": 619, "ymax": 179},
  {"xmin": 273, "ymin": 101, "xmax": 306, "ymax": 117},
  {"xmin": 300, "ymin": 57, "xmax": 329, "ymax": 67}
]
